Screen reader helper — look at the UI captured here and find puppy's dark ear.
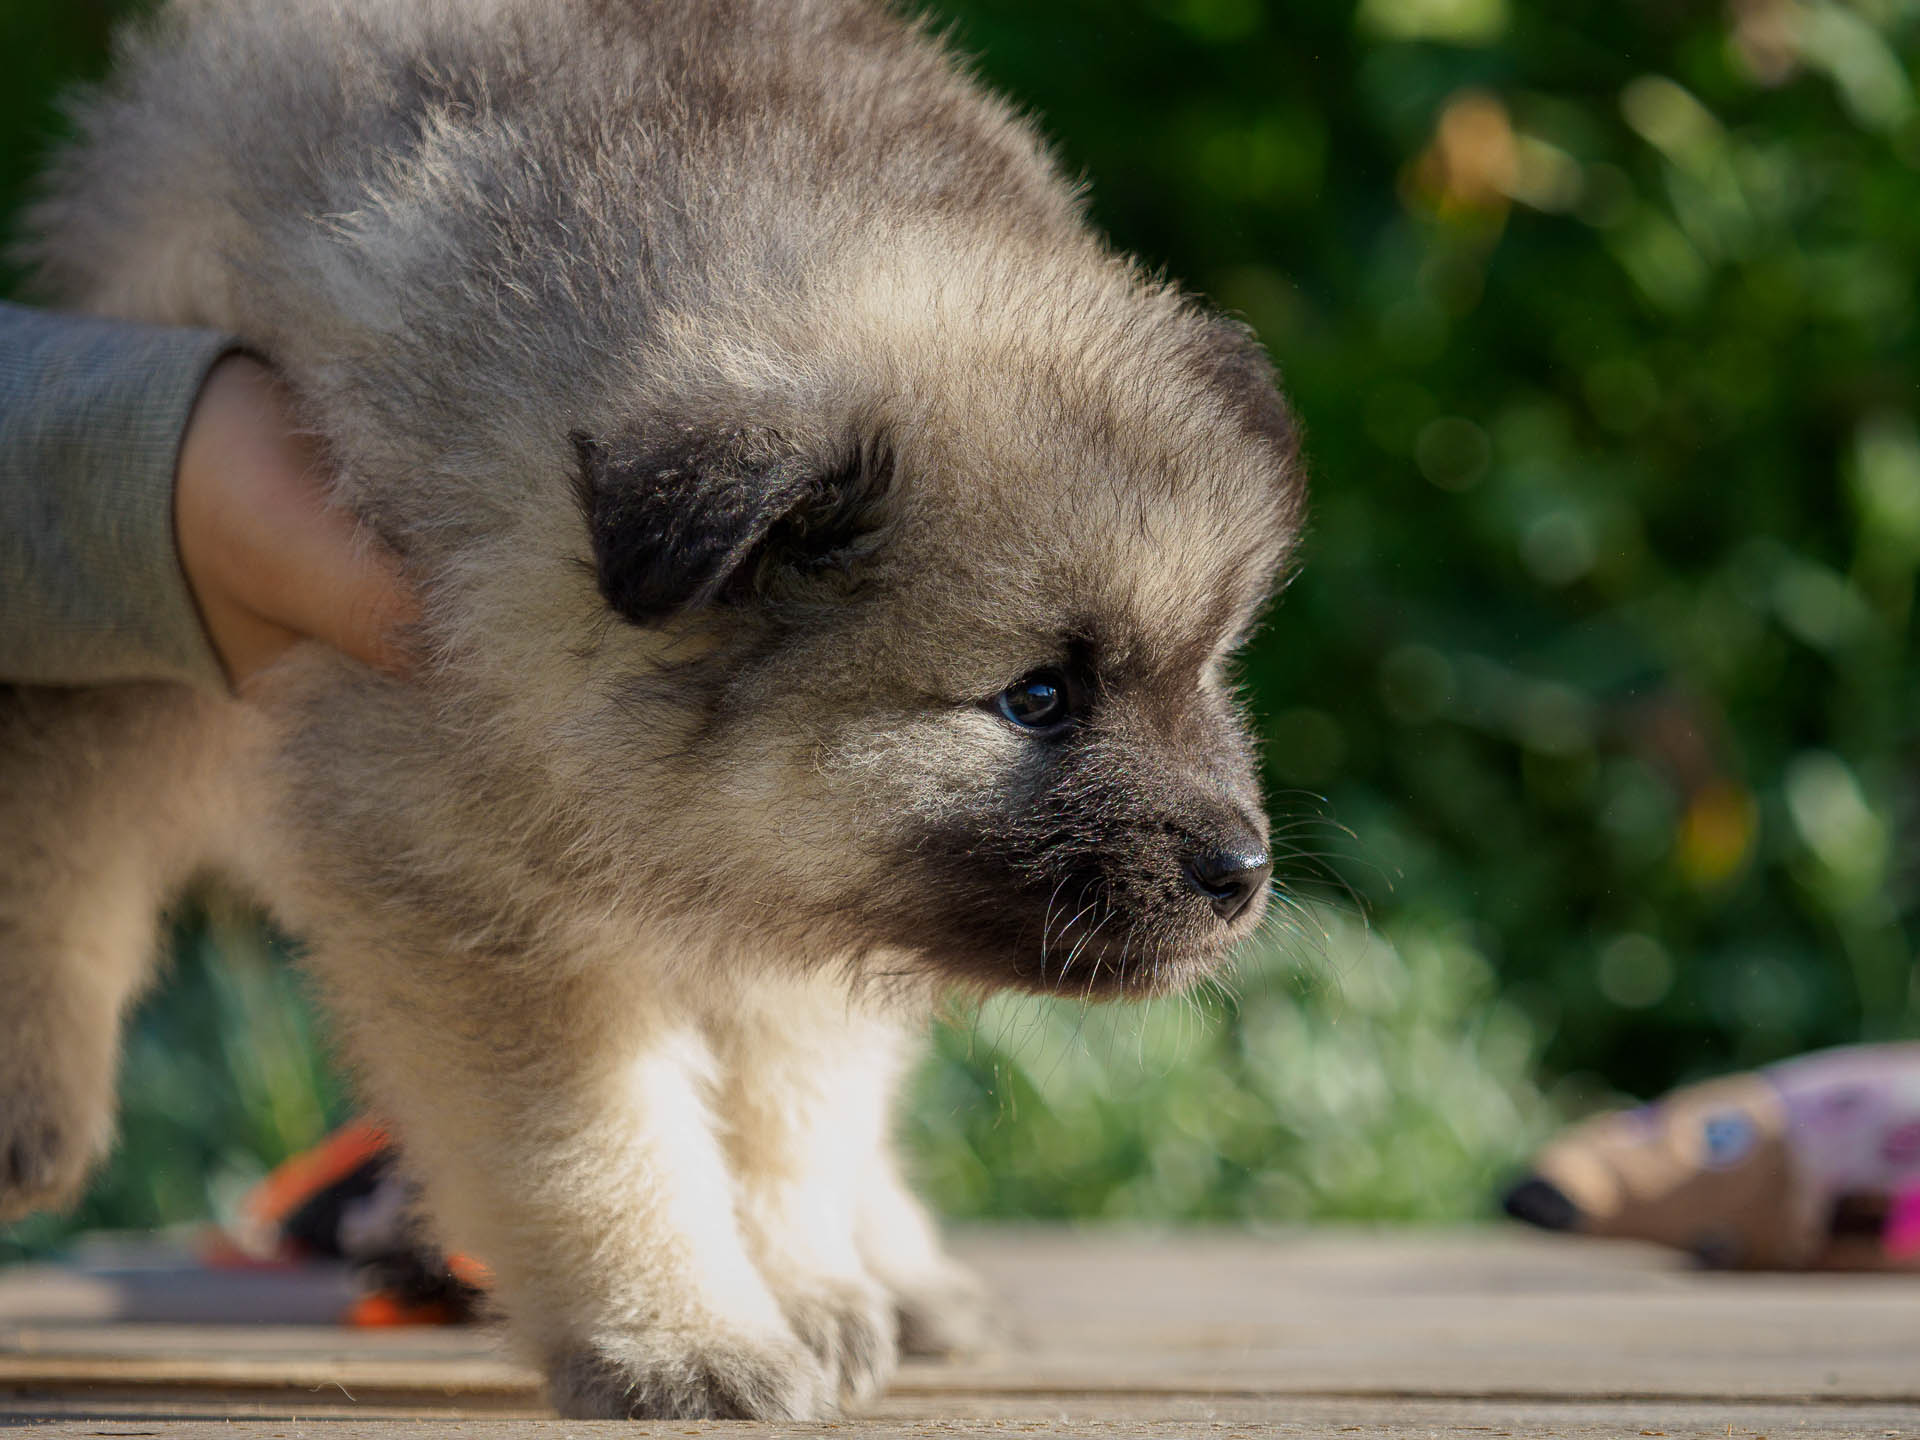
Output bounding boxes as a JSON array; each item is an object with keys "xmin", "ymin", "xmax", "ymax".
[{"xmin": 571, "ymin": 425, "xmax": 888, "ymax": 623}]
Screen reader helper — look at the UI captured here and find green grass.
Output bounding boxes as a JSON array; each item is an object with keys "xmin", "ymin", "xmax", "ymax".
[{"xmin": 911, "ymin": 901, "xmax": 1558, "ymax": 1223}]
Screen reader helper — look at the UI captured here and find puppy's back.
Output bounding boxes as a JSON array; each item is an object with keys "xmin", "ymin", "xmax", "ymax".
[
  {"xmin": 19, "ymin": 0, "xmax": 1086, "ymax": 345},
  {"xmin": 18, "ymin": 0, "xmax": 1094, "ymax": 556}
]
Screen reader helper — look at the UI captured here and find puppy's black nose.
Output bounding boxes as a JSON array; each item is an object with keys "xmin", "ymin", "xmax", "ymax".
[{"xmin": 1181, "ymin": 846, "xmax": 1272, "ymax": 921}]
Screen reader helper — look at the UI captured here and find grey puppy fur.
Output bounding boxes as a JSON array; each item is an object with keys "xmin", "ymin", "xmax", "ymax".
[{"xmin": 0, "ymin": 0, "xmax": 1305, "ymax": 1419}]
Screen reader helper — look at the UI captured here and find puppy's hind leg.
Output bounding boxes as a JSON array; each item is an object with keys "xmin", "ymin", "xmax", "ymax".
[{"xmin": 0, "ymin": 686, "xmax": 234, "ymax": 1218}]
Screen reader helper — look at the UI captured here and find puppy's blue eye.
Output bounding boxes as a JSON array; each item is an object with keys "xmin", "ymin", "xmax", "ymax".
[{"xmin": 996, "ymin": 671, "xmax": 1071, "ymax": 732}]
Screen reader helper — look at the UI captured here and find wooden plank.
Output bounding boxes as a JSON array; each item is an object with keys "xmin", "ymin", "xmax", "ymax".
[
  {"xmin": 5, "ymin": 1228, "xmax": 1920, "ymax": 1433},
  {"xmin": 3, "ymin": 1401, "xmax": 1920, "ymax": 1438},
  {"xmin": 942, "ymin": 1229, "xmax": 1920, "ymax": 1400},
  {"xmin": 0, "ymin": 1257, "xmax": 359, "ymax": 1326}
]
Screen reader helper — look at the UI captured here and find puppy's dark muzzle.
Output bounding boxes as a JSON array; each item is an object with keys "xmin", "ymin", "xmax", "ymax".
[{"xmin": 1180, "ymin": 844, "xmax": 1271, "ymax": 922}]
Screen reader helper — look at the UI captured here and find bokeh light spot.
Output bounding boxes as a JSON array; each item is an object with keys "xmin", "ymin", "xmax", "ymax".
[
  {"xmin": 1416, "ymin": 415, "xmax": 1492, "ymax": 490},
  {"xmin": 1596, "ymin": 932, "xmax": 1674, "ymax": 1009}
]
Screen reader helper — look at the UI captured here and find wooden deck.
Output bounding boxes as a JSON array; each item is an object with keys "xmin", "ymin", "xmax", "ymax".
[{"xmin": 4, "ymin": 1228, "xmax": 1919, "ymax": 1436}]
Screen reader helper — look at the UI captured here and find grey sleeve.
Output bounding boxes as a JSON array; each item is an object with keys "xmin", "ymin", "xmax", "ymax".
[{"xmin": 0, "ymin": 300, "xmax": 235, "ymax": 691}]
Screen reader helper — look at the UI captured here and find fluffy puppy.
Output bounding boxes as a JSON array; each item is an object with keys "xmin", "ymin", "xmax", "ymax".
[{"xmin": 0, "ymin": 0, "xmax": 1304, "ymax": 1419}]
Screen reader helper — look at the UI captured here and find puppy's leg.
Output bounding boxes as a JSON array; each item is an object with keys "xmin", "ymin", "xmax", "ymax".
[
  {"xmin": 857, "ymin": 1131, "xmax": 998, "ymax": 1358},
  {"xmin": 0, "ymin": 686, "xmax": 235, "ymax": 1217},
  {"xmin": 299, "ymin": 937, "xmax": 834, "ymax": 1421},
  {"xmin": 804, "ymin": 999, "xmax": 995, "ymax": 1358},
  {"xmin": 706, "ymin": 980, "xmax": 920, "ymax": 1405}
]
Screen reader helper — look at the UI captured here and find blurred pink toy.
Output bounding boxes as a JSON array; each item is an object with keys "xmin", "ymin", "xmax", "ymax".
[{"xmin": 1505, "ymin": 1043, "xmax": 1920, "ymax": 1269}]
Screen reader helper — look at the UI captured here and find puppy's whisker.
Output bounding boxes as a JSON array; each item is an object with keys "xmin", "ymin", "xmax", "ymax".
[
  {"xmin": 1059, "ymin": 905, "xmax": 1113, "ymax": 985},
  {"xmin": 1052, "ymin": 884, "xmax": 1106, "ymax": 985},
  {"xmin": 1037, "ymin": 872, "xmax": 1074, "ymax": 982}
]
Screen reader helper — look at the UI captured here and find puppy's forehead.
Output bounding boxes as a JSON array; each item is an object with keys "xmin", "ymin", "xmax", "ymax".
[
  {"xmin": 814, "ymin": 239, "xmax": 1302, "ymax": 680},
  {"xmin": 887, "ymin": 333, "xmax": 1301, "ymax": 676}
]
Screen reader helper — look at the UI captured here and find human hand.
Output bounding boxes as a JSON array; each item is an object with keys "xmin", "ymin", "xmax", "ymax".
[{"xmin": 174, "ymin": 354, "xmax": 418, "ymax": 690}]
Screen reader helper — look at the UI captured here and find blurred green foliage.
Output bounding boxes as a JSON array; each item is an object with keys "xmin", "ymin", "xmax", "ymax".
[
  {"xmin": 7, "ymin": 0, "xmax": 1920, "ymax": 1247},
  {"xmin": 915, "ymin": 913, "xmax": 1551, "ymax": 1222},
  {"xmin": 936, "ymin": 0, "xmax": 1920, "ymax": 1094}
]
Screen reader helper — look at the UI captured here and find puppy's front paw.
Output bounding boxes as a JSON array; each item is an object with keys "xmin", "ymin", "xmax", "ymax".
[
  {"xmin": 549, "ymin": 1326, "xmax": 837, "ymax": 1420},
  {"xmin": 893, "ymin": 1261, "xmax": 999, "ymax": 1358},
  {"xmin": 779, "ymin": 1273, "xmax": 898, "ymax": 1407},
  {"xmin": 0, "ymin": 1092, "xmax": 102, "ymax": 1221}
]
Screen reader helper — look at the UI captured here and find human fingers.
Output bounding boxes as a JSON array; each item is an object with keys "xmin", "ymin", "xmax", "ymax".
[{"xmin": 176, "ymin": 355, "xmax": 419, "ymax": 687}]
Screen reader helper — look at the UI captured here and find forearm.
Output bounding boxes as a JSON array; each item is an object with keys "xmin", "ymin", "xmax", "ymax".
[{"xmin": 0, "ymin": 300, "xmax": 232, "ymax": 690}]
